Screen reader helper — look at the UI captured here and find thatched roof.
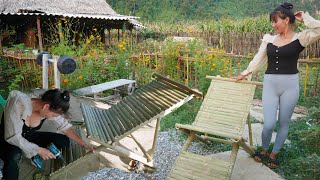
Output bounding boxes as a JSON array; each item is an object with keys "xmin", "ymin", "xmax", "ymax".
[{"xmin": 0, "ymin": 0, "xmax": 117, "ymax": 15}]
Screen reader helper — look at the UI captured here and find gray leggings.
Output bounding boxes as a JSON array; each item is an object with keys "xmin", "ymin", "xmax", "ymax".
[{"xmin": 262, "ymin": 74, "xmax": 299, "ymax": 153}]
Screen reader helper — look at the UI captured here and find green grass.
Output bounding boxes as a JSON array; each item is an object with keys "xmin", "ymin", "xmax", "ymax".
[{"xmin": 160, "ymin": 99, "xmax": 202, "ymax": 131}]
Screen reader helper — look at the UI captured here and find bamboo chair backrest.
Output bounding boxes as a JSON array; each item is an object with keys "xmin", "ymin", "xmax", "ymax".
[
  {"xmin": 81, "ymin": 74, "xmax": 202, "ymax": 144},
  {"xmin": 193, "ymin": 79, "xmax": 256, "ymax": 140}
]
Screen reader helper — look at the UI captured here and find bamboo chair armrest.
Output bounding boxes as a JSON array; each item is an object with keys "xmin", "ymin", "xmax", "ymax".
[
  {"xmin": 175, "ymin": 123, "xmax": 242, "ymax": 141},
  {"xmin": 206, "ymin": 75, "xmax": 263, "ymax": 86}
]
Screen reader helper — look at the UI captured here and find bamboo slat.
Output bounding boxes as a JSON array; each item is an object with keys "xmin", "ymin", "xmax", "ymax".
[
  {"xmin": 134, "ymin": 93, "xmax": 160, "ymax": 115},
  {"xmin": 96, "ymin": 109, "xmax": 115, "ymax": 141},
  {"xmin": 122, "ymin": 98, "xmax": 149, "ymax": 123},
  {"xmin": 102, "ymin": 110, "xmax": 121, "ymax": 136},
  {"xmin": 168, "ymin": 151, "xmax": 231, "ymax": 180},
  {"xmin": 143, "ymin": 85, "xmax": 177, "ymax": 106}
]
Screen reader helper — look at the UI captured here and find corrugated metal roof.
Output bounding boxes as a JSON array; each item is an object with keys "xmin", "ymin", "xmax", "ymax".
[{"xmin": 0, "ymin": 12, "xmax": 139, "ymax": 20}]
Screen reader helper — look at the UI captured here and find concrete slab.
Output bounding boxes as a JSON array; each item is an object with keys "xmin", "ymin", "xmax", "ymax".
[
  {"xmin": 242, "ymin": 123, "xmax": 290, "ymax": 146},
  {"xmin": 210, "ymin": 150, "xmax": 284, "ymax": 180}
]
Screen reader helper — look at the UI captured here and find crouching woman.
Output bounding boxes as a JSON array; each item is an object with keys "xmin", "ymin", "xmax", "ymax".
[{"xmin": 0, "ymin": 89, "xmax": 94, "ymax": 180}]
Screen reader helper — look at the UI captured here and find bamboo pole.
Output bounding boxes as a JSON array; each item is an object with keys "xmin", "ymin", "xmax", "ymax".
[
  {"xmin": 103, "ymin": 110, "xmax": 122, "ymax": 136},
  {"xmin": 238, "ymin": 139, "xmax": 255, "ymax": 156},
  {"xmin": 206, "ymin": 76, "xmax": 263, "ymax": 86},
  {"xmin": 247, "ymin": 113, "xmax": 253, "ymax": 147},
  {"xmin": 152, "ymin": 73, "xmax": 203, "ymax": 98},
  {"xmin": 150, "ymin": 118, "xmax": 161, "ymax": 159},
  {"xmin": 123, "ymin": 98, "xmax": 149, "ymax": 122},
  {"xmin": 229, "ymin": 143, "xmax": 239, "ymax": 162},
  {"xmin": 181, "ymin": 131, "xmax": 195, "ymax": 151},
  {"xmin": 130, "ymin": 134, "xmax": 152, "ymax": 161}
]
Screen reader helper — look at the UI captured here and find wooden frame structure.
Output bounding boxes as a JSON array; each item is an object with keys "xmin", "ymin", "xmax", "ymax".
[
  {"xmin": 80, "ymin": 73, "xmax": 203, "ymax": 168},
  {"xmin": 167, "ymin": 76, "xmax": 262, "ymax": 180}
]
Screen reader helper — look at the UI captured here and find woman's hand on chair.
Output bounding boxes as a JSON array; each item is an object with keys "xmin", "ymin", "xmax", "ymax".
[
  {"xmin": 237, "ymin": 74, "xmax": 246, "ymax": 80},
  {"xmin": 84, "ymin": 144, "xmax": 95, "ymax": 153}
]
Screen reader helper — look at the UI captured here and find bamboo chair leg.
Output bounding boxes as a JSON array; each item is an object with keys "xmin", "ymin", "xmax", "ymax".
[
  {"xmin": 150, "ymin": 118, "xmax": 161, "ymax": 159},
  {"xmin": 247, "ymin": 114, "xmax": 253, "ymax": 146},
  {"xmin": 238, "ymin": 138, "xmax": 255, "ymax": 156},
  {"xmin": 181, "ymin": 131, "xmax": 196, "ymax": 151},
  {"xmin": 179, "ymin": 128, "xmax": 209, "ymax": 144},
  {"xmin": 229, "ymin": 143, "xmax": 239, "ymax": 162}
]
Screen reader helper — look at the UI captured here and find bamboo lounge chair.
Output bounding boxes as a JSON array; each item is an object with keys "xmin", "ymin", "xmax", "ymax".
[
  {"xmin": 167, "ymin": 76, "xmax": 262, "ymax": 180},
  {"xmin": 79, "ymin": 73, "xmax": 203, "ymax": 169}
]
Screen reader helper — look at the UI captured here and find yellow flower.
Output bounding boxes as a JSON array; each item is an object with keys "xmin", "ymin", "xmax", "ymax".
[
  {"xmin": 63, "ymin": 78, "xmax": 68, "ymax": 83},
  {"xmin": 212, "ymin": 63, "xmax": 216, "ymax": 66},
  {"xmin": 86, "ymin": 39, "xmax": 91, "ymax": 44},
  {"xmin": 90, "ymin": 35, "xmax": 94, "ymax": 39},
  {"xmin": 210, "ymin": 68, "xmax": 214, "ymax": 71},
  {"xmin": 118, "ymin": 44, "xmax": 124, "ymax": 48},
  {"xmin": 93, "ymin": 28, "xmax": 97, "ymax": 31},
  {"xmin": 78, "ymin": 76, "xmax": 83, "ymax": 79}
]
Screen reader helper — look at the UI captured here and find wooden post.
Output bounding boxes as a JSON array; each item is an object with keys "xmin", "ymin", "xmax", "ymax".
[
  {"xmin": 58, "ymin": 19, "xmax": 64, "ymax": 43},
  {"xmin": 36, "ymin": 16, "xmax": 43, "ymax": 51}
]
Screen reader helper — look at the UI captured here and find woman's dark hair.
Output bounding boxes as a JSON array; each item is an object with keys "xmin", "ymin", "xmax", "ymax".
[
  {"xmin": 41, "ymin": 89, "xmax": 70, "ymax": 114},
  {"xmin": 270, "ymin": 2, "xmax": 295, "ymax": 24}
]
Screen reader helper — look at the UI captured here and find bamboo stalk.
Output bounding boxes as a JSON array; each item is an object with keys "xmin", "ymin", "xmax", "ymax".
[
  {"xmin": 181, "ymin": 131, "xmax": 195, "ymax": 151},
  {"xmin": 148, "ymin": 82, "xmax": 182, "ymax": 102},
  {"xmin": 134, "ymin": 93, "xmax": 160, "ymax": 115},
  {"xmin": 122, "ymin": 97, "xmax": 149, "ymax": 122},
  {"xmin": 87, "ymin": 106, "xmax": 108, "ymax": 142},
  {"xmin": 152, "ymin": 73, "xmax": 203, "ymax": 98},
  {"xmin": 130, "ymin": 134, "xmax": 152, "ymax": 161},
  {"xmin": 114, "ymin": 104, "xmax": 135, "ymax": 129},
  {"xmin": 125, "ymin": 96, "xmax": 152, "ymax": 119},
  {"xmin": 99, "ymin": 110, "xmax": 119, "ymax": 139},
  {"xmin": 107, "ymin": 107, "xmax": 127, "ymax": 133},
  {"xmin": 117, "ymin": 101, "xmax": 140, "ymax": 126},
  {"xmin": 104, "ymin": 109, "xmax": 123, "ymax": 136},
  {"xmin": 143, "ymin": 84, "xmax": 177, "ymax": 106},
  {"xmin": 94, "ymin": 108, "xmax": 113, "ymax": 142},
  {"xmin": 206, "ymin": 76, "xmax": 262, "ymax": 86}
]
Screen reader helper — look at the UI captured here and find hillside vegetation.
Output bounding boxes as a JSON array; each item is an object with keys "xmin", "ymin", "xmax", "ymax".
[{"xmin": 107, "ymin": 0, "xmax": 319, "ymax": 22}]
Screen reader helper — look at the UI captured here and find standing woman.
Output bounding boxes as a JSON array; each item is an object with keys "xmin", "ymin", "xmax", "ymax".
[
  {"xmin": 237, "ymin": 2, "xmax": 320, "ymax": 168},
  {"xmin": 0, "ymin": 89, "xmax": 94, "ymax": 180}
]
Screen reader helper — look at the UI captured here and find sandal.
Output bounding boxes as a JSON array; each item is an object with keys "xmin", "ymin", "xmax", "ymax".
[
  {"xmin": 267, "ymin": 157, "xmax": 279, "ymax": 169},
  {"xmin": 252, "ymin": 152, "xmax": 268, "ymax": 163}
]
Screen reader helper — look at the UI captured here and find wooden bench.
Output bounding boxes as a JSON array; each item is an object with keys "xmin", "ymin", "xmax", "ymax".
[{"xmin": 73, "ymin": 79, "xmax": 136, "ymax": 101}]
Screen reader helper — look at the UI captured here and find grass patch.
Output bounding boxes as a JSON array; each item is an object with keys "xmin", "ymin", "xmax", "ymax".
[{"xmin": 160, "ymin": 99, "xmax": 202, "ymax": 131}]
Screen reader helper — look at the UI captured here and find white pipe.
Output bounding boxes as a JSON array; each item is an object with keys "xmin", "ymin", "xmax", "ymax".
[
  {"xmin": 42, "ymin": 54, "xmax": 49, "ymax": 89},
  {"xmin": 53, "ymin": 56, "xmax": 60, "ymax": 89}
]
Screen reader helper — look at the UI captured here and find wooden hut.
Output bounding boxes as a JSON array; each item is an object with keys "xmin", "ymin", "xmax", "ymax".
[{"xmin": 0, "ymin": 0, "xmax": 142, "ymax": 51}]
